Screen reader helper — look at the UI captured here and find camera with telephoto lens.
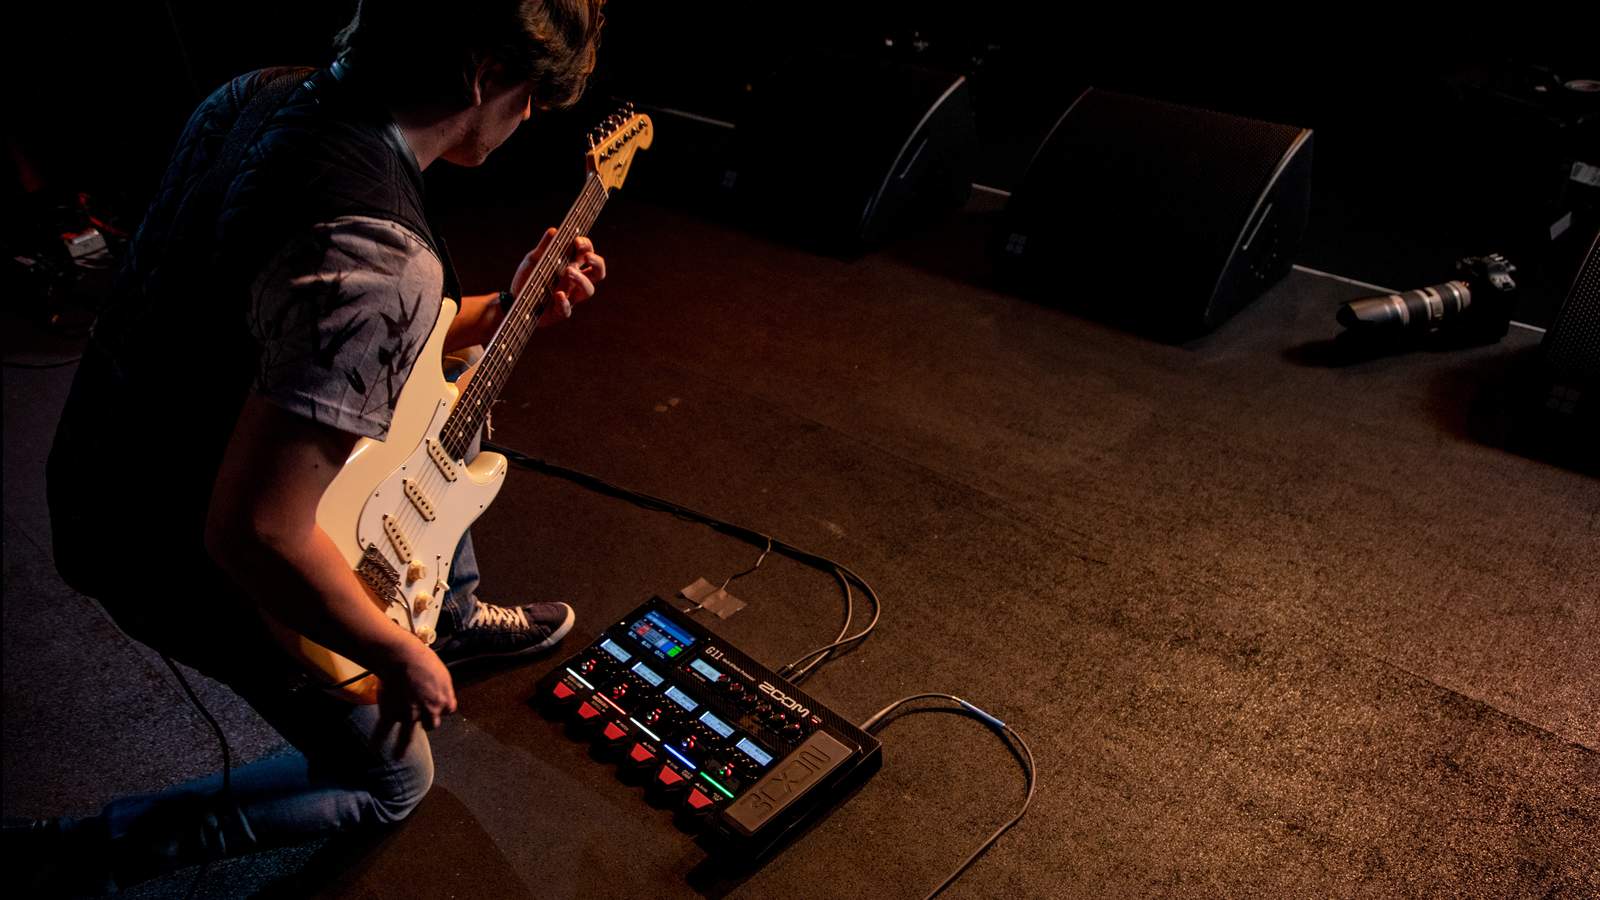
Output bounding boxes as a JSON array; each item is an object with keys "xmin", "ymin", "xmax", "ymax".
[{"xmin": 1336, "ymin": 253, "xmax": 1520, "ymax": 345}]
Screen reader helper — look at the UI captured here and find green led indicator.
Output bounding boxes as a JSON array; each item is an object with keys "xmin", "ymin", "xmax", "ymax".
[
  {"xmin": 667, "ymin": 646, "xmax": 681, "ymax": 657},
  {"xmin": 698, "ymin": 772, "xmax": 735, "ymax": 800}
]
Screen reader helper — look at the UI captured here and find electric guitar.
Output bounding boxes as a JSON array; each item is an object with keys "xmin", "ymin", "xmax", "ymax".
[{"xmin": 276, "ymin": 107, "xmax": 653, "ymax": 703}]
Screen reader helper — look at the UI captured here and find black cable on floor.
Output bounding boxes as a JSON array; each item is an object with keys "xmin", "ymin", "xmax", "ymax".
[
  {"xmin": 861, "ymin": 693, "xmax": 1036, "ymax": 899},
  {"xmin": 485, "ymin": 440, "xmax": 881, "ymax": 681},
  {"xmin": 160, "ymin": 655, "xmax": 232, "ymax": 900}
]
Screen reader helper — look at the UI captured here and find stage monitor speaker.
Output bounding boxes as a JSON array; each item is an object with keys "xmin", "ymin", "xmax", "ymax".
[
  {"xmin": 996, "ymin": 88, "xmax": 1313, "ymax": 338},
  {"xmin": 731, "ymin": 52, "xmax": 977, "ymax": 252},
  {"xmin": 1516, "ymin": 227, "xmax": 1600, "ymax": 466}
]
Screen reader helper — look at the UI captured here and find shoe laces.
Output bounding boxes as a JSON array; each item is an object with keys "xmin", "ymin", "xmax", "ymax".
[{"xmin": 465, "ymin": 603, "xmax": 530, "ymax": 633}]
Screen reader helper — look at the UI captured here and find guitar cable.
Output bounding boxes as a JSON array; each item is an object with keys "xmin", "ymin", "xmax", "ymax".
[
  {"xmin": 861, "ymin": 694, "xmax": 1037, "ymax": 899},
  {"xmin": 484, "ymin": 439, "xmax": 881, "ymax": 681},
  {"xmin": 158, "ymin": 654, "xmax": 232, "ymax": 900}
]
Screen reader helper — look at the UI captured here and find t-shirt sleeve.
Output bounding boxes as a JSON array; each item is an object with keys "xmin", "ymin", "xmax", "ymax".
[{"xmin": 248, "ymin": 216, "xmax": 443, "ymax": 440}]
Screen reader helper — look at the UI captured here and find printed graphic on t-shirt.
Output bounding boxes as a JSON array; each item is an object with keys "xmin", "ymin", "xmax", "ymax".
[{"xmin": 249, "ymin": 216, "xmax": 444, "ymax": 440}]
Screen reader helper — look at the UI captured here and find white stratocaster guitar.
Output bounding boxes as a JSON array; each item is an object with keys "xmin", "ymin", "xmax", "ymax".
[{"xmin": 275, "ymin": 107, "xmax": 652, "ymax": 703}]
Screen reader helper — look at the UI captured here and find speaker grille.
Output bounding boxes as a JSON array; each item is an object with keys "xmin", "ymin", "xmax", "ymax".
[
  {"xmin": 1001, "ymin": 88, "xmax": 1312, "ymax": 336},
  {"xmin": 1543, "ymin": 230, "xmax": 1600, "ymax": 383}
]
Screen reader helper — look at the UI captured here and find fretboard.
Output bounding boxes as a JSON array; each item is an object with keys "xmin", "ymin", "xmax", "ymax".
[{"xmin": 440, "ymin": 172, "xmax": 608, "ymax": 460}]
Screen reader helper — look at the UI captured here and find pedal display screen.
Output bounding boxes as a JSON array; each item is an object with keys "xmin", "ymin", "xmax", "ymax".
[
  {"xmin": 600, "ymin": 638, "xmax": 633, "ymax": 663},
  {"xmin": 736, "ymin": 738, "xmax": 774, "ymax": 767},
  {"xmin": 631, "ymin": 661, "xmax": 664, "ymax": 686},
  {"xmin": 630, "ymin": 609, "xmax": 696, "ymax": 660},
  {"xmin": 665, "ymin": 685, "xmax": 699, "ymax": 711}
]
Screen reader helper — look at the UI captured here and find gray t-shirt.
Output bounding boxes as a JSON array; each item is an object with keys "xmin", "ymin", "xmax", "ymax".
[{"xmin": 248, "ymin": 215, "xmax": 444, "ymax": 439}]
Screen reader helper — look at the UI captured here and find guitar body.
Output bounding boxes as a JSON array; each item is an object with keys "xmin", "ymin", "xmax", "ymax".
[{"xmin": 270, "ymin": 297, "xmax": 508, "ymax": 703}]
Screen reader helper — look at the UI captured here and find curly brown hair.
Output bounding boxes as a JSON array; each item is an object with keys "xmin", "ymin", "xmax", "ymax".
[{"xmin": 333, "ymin": 0, "xmax": 605, "ymax": 111}]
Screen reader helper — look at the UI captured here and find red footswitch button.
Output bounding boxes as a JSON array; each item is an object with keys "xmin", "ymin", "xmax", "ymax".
[
  {"xmin": 552, "ymin": 681, "xmax": 576, "ymax": 700},
  {"xmin": 602, "ymin": 721, "xmax": 628, "ymax": 742},
  {"xmin": 685, "ymin": 788, "xmax": 715, "ymax": 811},
  {"xmin": 629, "ymin": 743, "xmax": 657, "ymax": 765},
  {"xmin": 656, "ymin": 765, "xmax": 685, "ymax": 787},
  {"xmin": 576, "ymin": 701, "xmax": 602, "ymax": 721}
]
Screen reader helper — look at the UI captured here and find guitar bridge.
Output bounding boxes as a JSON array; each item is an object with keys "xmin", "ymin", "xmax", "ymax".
[{"xmin": 356, "ymin": 545, "xmax": 404, "ymax": 605}]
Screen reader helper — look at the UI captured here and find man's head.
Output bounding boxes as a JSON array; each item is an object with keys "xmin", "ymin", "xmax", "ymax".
[{"xmin": 334, "ymin": 0, "xmax": 605, "ymax": 164}]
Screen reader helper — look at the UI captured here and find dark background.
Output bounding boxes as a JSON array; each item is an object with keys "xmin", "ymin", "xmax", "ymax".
[{"xmin": 7, "ymin": 3, "xmax": 1599, "ymax": 329}]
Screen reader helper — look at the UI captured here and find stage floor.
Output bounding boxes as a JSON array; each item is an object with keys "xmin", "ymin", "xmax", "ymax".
[{"xmin": 4, "ymin": 196, "xmax": 1596, "ymax": 898}]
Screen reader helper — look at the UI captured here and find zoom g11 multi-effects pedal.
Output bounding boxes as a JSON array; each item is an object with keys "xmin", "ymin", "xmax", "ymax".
[{"xmin": 535, "ymin": 597, "xmax": 882, "ymax": 858}]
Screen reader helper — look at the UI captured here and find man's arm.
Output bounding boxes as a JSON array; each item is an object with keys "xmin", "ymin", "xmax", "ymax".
[{"xmin": 204, "ymin": 393, "xmax": 455, "ymax": 729}]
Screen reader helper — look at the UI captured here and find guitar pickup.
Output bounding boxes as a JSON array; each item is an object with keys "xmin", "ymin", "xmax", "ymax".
[
  {"xmin": 425, "ymin": 438, "xmax": 458, "ymax": 482},
  {"xmin": 402, "ymin": 479, "xmax": 436, "ymax": 521},
  {"xmin": 381, "ymin": 515, "xmax": 413, "ymax": 563}
]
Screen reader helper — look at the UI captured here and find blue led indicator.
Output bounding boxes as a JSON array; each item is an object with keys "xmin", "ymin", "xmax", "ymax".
[{"xmin": 665, "ymin": 744, "xmax": 697, "ymax": 771}]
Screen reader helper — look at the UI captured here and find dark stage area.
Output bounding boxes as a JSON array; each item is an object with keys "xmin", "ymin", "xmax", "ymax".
[{"xmin": 4, "ymin": 6, "xmax": 1599, "ymax": 899}]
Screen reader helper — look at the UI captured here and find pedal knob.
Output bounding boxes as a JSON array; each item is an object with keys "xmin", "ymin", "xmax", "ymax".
[{"xmin": 406, "ymin": 561, "xmax": 427, "ymax": 583}]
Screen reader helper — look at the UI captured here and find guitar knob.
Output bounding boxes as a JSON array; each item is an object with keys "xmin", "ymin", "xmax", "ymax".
[
  {"xmin": 406, "ymin": 561, "xmax": 427, "ymax": 583},
  {"xmin": 416, "ymin": 626, "xmax": 436, "ymax": 645},
  {"xmin": 413, "ymin": 592, "xmax": 432, "ymax": 615}
]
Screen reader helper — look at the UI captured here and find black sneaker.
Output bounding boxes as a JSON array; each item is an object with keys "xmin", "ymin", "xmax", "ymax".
[{"xmin": 434, "ymin": 601, "xmax": 575, "ymax": 666}]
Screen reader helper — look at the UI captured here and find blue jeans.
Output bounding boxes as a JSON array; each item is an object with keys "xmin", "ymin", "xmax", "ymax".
[
  {"xmin": 60, "ymin": 353, "xmax": 491, "ymax": 887},
  {"xmin": 84, "ymin": 530, "xmax": 484, "ymax": 889}
]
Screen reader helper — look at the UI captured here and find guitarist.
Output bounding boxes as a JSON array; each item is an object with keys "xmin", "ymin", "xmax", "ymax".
[{"xmin": 29, "ymin": 0, "xmax": 606, "ymax": 891}]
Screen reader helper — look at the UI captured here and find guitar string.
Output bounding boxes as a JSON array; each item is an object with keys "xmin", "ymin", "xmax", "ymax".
[
  {"xmin": 473, "ymin": 172, "xmax": 607, "ymax": 402},
  {"xmin": 397, "ymin": 173, "xmax": 610, "ymax": 610},
  {"xmin": 445, "ymin": 176, "xmax": 604, "ymax": 454},
  {"xmin": 380, "ymin": 164, "xmax": 617, "ymax": 627},
  {"xmin": 445, "ymin": 172, "xmax": 609, "ymax": 458},
  {"xmin": 395, "ymin": 173, "xmax": 606, "ymax": 540},
  {"xmin": 444, "ymin": 176, "xmax": 607, "ymax": 458}
]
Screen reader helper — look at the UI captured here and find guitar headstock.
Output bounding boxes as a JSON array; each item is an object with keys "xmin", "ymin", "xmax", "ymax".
[{"xmin": 586, "ymin": 103, "xmax": 653, "ymax": 192}]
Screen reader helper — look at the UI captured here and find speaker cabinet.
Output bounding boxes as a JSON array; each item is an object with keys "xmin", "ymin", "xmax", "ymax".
[
  {"xmin": 997, "ymin": 88, "xmax": 1313, "ymax": 337},
  {"xmin": 732, "ymin": 52, "xmax": 978, "ymax": 252},
  {"xmin": 1517, "ymin": 228, "xmax": 1600, "ymax": 464}
]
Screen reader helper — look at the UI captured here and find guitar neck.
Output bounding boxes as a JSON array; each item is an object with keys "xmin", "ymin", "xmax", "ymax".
[{"xmin": 441, "ymin": 172, "xmax": 609, "ymax": 459}]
